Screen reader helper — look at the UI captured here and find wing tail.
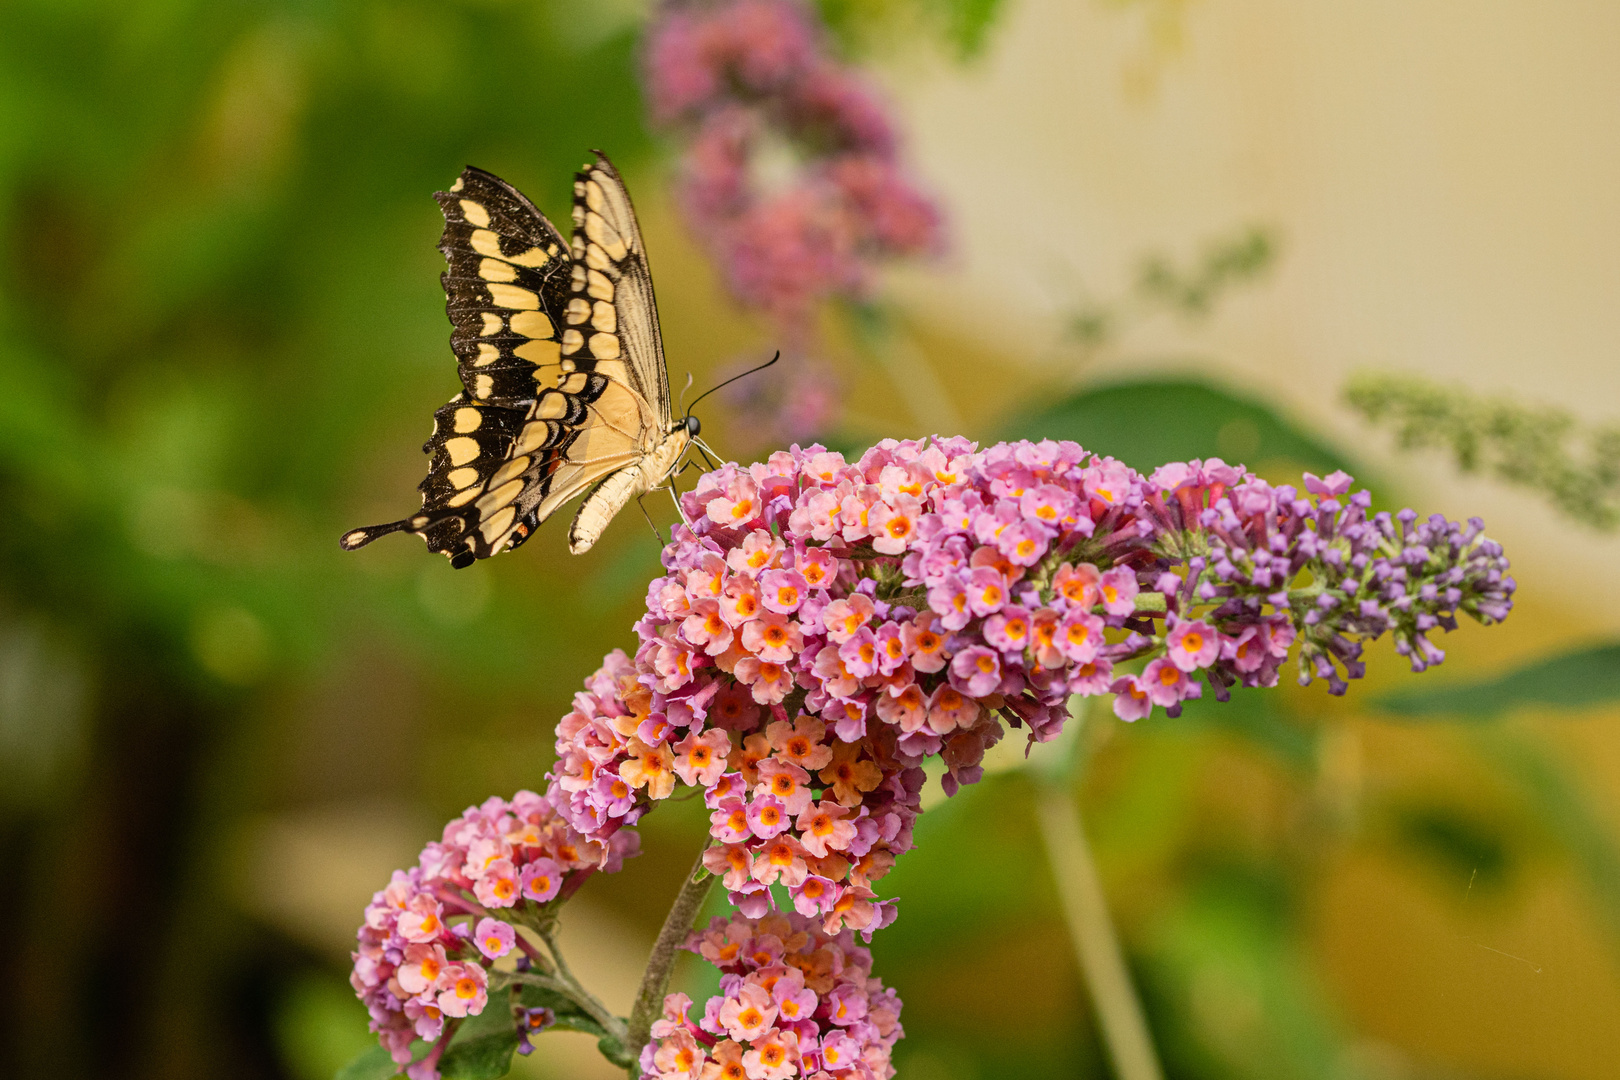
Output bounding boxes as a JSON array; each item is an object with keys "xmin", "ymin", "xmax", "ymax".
[{"xmin": 340, "ymin": 520, "xmax": 413, "ymax": 550}]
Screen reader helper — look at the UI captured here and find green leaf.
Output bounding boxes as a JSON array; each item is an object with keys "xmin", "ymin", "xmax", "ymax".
[
  {"xmin": 437, "ymin": 1031, "xmax": 520, "ymax": 1080},
  {"xmin": 334, "ymin": 1045, "xmax": 399, "ymax": 1080},
  {"xmin": 1002, "ymin": 376, "xmax": 1356, "ymax": 480},
  {"xmin": 1376, "ymin": 643, "xmax": 1620, "ymax": 719}
]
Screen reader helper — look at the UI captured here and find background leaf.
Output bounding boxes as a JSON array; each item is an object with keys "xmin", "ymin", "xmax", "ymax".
[
  {"xmin": 333, "ymin": 1045, "xmax": 400, "ymax": 1080},
  {"xmin": 1376, "ymin": 643, "xmax": 1620, "ymax": 718},
  {"xmin": 437, "ymin": 1031, "xmax": 520, "ymax": 1080},
  {"xmin": 1003, "ymin": 376, "xmax": 1355, "ymax": 479}
]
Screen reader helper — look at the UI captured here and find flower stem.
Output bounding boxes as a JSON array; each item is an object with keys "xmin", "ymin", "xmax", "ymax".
[
  {"xmin": 623, "ymin": 841, "xmax": 715, "ymax": 1076},
  {"xmin": 500, "ymin": 971, "xmax": 625, "ymax": 1045},
  {"xmin": 1033, "ymin": 703, "xmax": 1165, "ymax": 1080}
]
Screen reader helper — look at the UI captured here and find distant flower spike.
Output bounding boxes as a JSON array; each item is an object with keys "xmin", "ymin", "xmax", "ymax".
[{"xmin": 644, "ymin": 0, "xmax": 942, "ymax": 324}]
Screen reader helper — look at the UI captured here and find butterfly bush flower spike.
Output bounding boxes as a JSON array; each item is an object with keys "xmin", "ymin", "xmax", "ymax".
[{"xmin": 548, "ymin": 437, "xmax": 1512, "ymax": 932}]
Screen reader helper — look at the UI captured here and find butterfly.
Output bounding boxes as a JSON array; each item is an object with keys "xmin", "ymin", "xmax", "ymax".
[{"xmin": 340, "ymin": 153, "xmax": 699, "ymax": 568}]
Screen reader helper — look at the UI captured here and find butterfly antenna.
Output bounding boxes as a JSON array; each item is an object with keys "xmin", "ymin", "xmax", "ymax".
[{"xmin": 684, "ymin": 351, "xmax": 781, "ymax": 418}]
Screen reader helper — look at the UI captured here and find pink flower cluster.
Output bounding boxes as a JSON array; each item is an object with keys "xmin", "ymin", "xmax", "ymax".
[
  {"xmin": 549, "ymin": 647, "xmax": 912, "ymax": 938},
  {"xmin": 351, "ymin": 792, "xmax": 637, "ymax": 1075},
  {"xmin": 643, "ymin": 0, "xmax": 942, "ymax": 326},
  {"xmin": 548, "ymin": 439, "xmax": 1515, "ymax": 916},
  {"xmin": 639, "ymin": 911, "xmax": 903, "ymax": 1080}
]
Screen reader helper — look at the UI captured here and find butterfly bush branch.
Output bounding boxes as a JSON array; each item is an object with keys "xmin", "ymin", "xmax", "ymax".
[
  {"xmin": 350, "ymin": 435, "xmax": 1514, "ymax": 1078},
  {"xmin": 348, "ymin": 792, "xmax": 639, "ymax": 1077},
  {"xmin": 638, "ymin": 910, "xmax": 904, "ymax": 1079},
  {"xmin": 548, "ymin": 437, "xmax": 1514, "ymax": 937},
  {"xmin": 625, "ymin": 843, "xmax": 718, "ymax": 1073},
  {"xmin": 1031, "ymin": 699, "xmax": 1165, "ymax": 1080}
]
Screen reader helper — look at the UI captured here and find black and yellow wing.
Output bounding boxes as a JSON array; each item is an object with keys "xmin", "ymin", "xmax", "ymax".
[{"xmin": 340, "ymin": 155, "xmax": 676, "ymax": 568}]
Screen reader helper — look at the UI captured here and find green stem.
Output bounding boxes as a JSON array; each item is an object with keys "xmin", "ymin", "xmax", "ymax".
[
  {"xmin": 1033, "ymin": 702, "xmax": 1165, "ymax": 1080},
  {"xmin": 532, "ymin": 922, "xmax": 625, "ymax": 1043},
  {"xmin": 623, "ymin": 842, "xmax": 715, "ymax": 1075},
  {"xmin": 499, "ymin": 970, "xmax": 625, "ymax": 1043}
]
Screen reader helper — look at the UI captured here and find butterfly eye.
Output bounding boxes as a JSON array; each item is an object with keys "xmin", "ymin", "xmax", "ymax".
[{"xmin": 685, "ymin": 415, "xmax": 701, "ymax": 437}]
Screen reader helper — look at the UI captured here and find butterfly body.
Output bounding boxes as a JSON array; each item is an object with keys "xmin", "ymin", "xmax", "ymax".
[
  {"xmin": 569, "ymin": 419, "xmax": 693, "ymax": 554},
  {"xmin": 341, "ymin": 154, "xmax": 689, "ymax": 566}
]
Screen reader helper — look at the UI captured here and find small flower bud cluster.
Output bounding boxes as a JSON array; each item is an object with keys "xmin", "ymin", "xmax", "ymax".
[
  {"xmin": 350, "ymin": 792, "xmax": 637, "ymax": 1074},
  {"xmin": 643, "ymin": 0, "xmax": 942, "ymax": 325},
  {"xmin": 639, "ymin": 911, "xmax": 903, "ymax": 1080},
  {"xmin": 1185, "ymin": 468, "xmax": 1514, "ymax": 693}
]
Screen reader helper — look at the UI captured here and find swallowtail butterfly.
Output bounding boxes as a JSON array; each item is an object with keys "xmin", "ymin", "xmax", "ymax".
[{"xmin": 340, "ymin": 153, "xmax": 697, "ymax": 568}]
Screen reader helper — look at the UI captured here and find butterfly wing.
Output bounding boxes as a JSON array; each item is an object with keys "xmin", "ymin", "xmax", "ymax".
[
  {"xmin": 559, "ymin": 152, "xmax": 685, "ymax": 553},
  {"xmin": 564, "ymin": 152, "xmax": 673, "ymax": 426},
  {"xmin": 340, "ymin": 166, "xmax": 643, "ymax": 567}
]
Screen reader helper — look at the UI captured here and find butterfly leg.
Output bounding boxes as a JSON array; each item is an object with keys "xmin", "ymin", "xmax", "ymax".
[
  {"xmin": 665, "ymin": 481, "xmax": 692, "ymax": 528},
  {"xmin": 635, "ymin": 495, "xmax": 665, "ymax": 545}
]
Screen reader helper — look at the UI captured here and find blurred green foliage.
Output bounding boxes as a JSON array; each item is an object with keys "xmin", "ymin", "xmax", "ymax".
[
  {"xmin": 1378, "ymin": 644, "xmax": 1620, "ymax": 719},
  {"xmin": 1346, "ymin": 372, "xmax": 1620, "ymax": 531},
  {"xmin": 816, "ymin": 0, "xmax": 1008, "ymax": 60},
  {"xmin": 0, "ymin": 2, "xmax": 662, "ymax": 1076},
  {"xmin": 1007, "ymin": 376, "xmax": 1353, "ymax": 481},
  {"xmin": 1067, "ymin": 225, "xmax": 1277, "ymax": 358}
]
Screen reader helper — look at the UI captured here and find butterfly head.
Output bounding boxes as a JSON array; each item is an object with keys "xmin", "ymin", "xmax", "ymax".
[{"xmin": 682, "ymin": 414, "xmax": 701, "ymax": 438}]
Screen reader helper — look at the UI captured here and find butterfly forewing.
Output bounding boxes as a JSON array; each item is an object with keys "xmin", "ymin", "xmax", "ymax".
[
  {"xmin": 564, "ymin": 156, "xmax": 673, "ymax": 428},
  {"xmin": 340, "ymin": 156, "xmax": 682, "ymax": 567}
]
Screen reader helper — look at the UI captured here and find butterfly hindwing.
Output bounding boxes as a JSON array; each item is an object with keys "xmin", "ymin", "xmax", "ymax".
[{"xmin": 342, "ymin": 156, "xmax": 682, "ymax": 566}]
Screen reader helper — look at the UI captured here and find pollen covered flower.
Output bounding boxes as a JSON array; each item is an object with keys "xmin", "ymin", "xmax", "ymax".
[{"xmin": 638, "ymin": 911, "xmax": 904, "ymax": 1080}]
